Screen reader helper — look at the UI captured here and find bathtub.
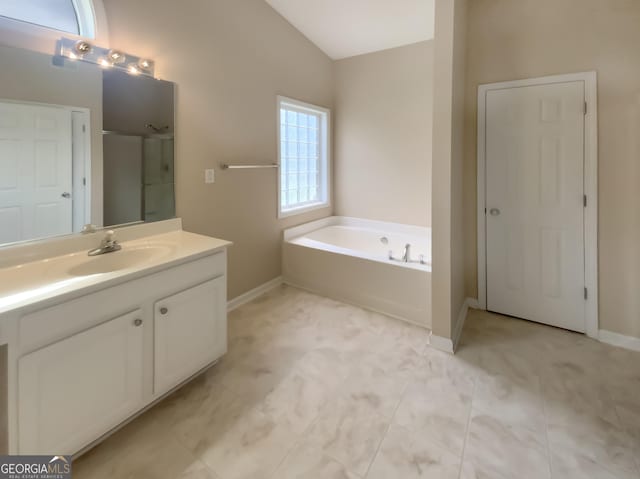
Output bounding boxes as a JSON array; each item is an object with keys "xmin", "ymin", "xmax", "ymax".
[{"xmin": 283, "ymin": 216, "xmax": 431, "ymax": 328}]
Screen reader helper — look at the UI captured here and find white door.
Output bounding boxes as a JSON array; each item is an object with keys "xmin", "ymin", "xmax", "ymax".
[
  {"xmin": 485, "ymin": 81, "xmax": 585, "ymax": 332},
  {"xmin": 0, "ymin": 101, "xmax": 73, "ymax": 244},
  {"xmin": 154, "ymin": 277, "xmax": 227, "ymax": 395},
  {"xmin": 18, "ymin": 310, "xmax": 144, "ymax": 455}
]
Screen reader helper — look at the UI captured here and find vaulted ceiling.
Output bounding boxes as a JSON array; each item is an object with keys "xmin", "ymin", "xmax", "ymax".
[{"xmin": 265, "ymin": 0, "xmax": 435, "ymax": 60}]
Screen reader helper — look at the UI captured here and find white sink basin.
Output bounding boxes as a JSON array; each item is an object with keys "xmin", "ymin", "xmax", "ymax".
[{"xmin": 67, "ymin": 245, "xmax": 174, "ymax": 276}]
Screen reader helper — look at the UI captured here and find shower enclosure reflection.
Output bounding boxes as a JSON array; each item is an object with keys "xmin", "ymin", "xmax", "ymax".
[{"xmin": 102, "ymin": 69, "xmax": 175, "ymax": 226}]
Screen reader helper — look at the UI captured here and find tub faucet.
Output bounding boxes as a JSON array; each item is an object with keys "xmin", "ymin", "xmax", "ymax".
[
  {"xmin": 402, "ymin": 243, "xmax": 411, "ymax": 262},
  {"xmin": 88, "ymin": 230, "xmax": 122, "ymax": 256}
]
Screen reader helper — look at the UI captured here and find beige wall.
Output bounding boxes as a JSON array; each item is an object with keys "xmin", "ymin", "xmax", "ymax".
[
  {"xmin": 463, "ymin": 0, "xmax": 640, "ymax": 339},
  {"xmin": 450, "ymin": 0, "xmax": 468, "ymax": 339},
  {"xmin": 103, "ymin": 0, "xmax": 334, "ymax": 299},
  {"xmin": 431, "ymin": 0, "xmax": 467, "ymax": 344},
  {"xmin": 334, "ymin": 42, "xmax": 433, "ymax": 227}
]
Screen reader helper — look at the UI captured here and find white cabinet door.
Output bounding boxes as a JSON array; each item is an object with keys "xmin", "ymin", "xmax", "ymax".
[
  {"xmin": 154, "ymin": 277, "xmax": 227, "ymax": 395},
  {"xmin": 18, "ymin": 310, "xmax": 144, "ymax": 455}
]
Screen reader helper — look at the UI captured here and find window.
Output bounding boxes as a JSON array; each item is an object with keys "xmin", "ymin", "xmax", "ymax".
[
  {"xmin": 0, "ymin": 0, "xmax": 95, "ymax": 38},
  {"xmin": 278, "ymin": 96, "xmax": 330, "ymax": 217}
]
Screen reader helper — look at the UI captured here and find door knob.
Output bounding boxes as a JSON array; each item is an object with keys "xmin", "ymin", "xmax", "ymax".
[
  {"xmin": 61, "ymin": 192, "xmax": 71, "ymax": 199},
  {"xmin": 160, "ymin": 307, "xmax": 168, "ymax": 315},
  {"xmin": 489, "ymin": 208, "xmax": 501, "ymax": 216},
  {"xmin": 133, "ymin": 318, "xmax": 143, "ymax": 327}
]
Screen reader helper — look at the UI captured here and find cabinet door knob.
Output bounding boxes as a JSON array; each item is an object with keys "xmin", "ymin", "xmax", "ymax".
[
  {"xmin": 133, "ymin": 318, "xmax": 143, "ymax": 327},
  {"xmin": 160, "ymin": 307, "xmax": 168, "ymax": 315}
]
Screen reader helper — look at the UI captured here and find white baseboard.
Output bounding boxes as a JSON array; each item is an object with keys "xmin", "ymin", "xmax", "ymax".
[
  {"xmin": 598, "ymin": 329, "xmax": 640, "ymax": 352},
  {"xmin": 427, "ymin": 297, "xmax": 640, "ymax": 353},
  {"xmin": 429, "ymin": 297, "xmax": 479, "ymax": 354},
  {"xmin": 429, "ymin": 333, "xmax": 454, "ymax": 354},
  {"xmin": 227, "ymin": 276, "xmax": 283, "ymax": 312},
  {"xmin": 466, "ymin": 298, "xmax": 480, "ymax": 309}
]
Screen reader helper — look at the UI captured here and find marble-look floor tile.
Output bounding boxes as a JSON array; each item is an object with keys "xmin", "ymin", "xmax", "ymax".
[
  {"xmin": 367, "ymin": 424, "xmax": 461, "ymax": 479},
  {"xmin": 73, "ymin": 412, "xmax": 218, "ymax": 479},
  {"xmin": 547, "ymin": 413, "xmax": 638, "ymax": 479},
  {"xmin": 257, "ymin": 348, "xmax": 351, "ymax": 435},
  {"xmin": 473, "ymin": 373, "xmax": 545, "ymax": 434},
  {"xmin": 394, "ymin": 376, "xmax": 473, "ymax": 456},
  {"xmin": 541, "ymin": 365, "xmax": 620, "ymax": 429},
  {"xmin": 219, "ymin": 346, "xmax": 306, "ymax": 401},
  {"xmin": 302, "ymin": 396, "xmax": 389, "ymax": 477},
  {"xmin": 273, "ymin": 442, "xmax": 361, "ymax": 479},
  {"xmin": 461, "ymin": 409, "xmax": 550, "ymax": 479},
  {"xmin": 549, "ymin": 448, "xmax": 633, "ymax": 479},
  {"xmin": 199, "ymin": 407, "xmax": 300, "ymax": 479},
  {"xmin": 163, "ymin": 386, "xmax": 254, "ymax": 457},
  {"xmin": 339, "ymin": 363, "xmax": 408, "ymax": 419}
]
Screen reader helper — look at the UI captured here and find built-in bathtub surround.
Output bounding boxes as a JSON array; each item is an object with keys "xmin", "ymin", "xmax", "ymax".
[{"xmin": 283, "ymin": 217, "xmax": 431, "ymax": 327}]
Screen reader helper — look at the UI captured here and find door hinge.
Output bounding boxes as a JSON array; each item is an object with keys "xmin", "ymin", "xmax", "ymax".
[
  {"xmin": 584, "ymin": 102, "xmax": 588, "ymax": 115},
  {"xmin": 584, "ymin": 287, "xmax": 588, "ymax": 300},
  {"xmin": 82, "ymin": 177, "xmax": 86, "ymax": 186},
  {"xmin": 82, "ymin": 124, "xmax": 86, "ymax": 133},
  {"xmin": 583, "ymin": 195, "xmax": 587, "ymax": 207}
]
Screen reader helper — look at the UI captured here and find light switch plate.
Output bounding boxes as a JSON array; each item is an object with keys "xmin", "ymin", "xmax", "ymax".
[{"xmin": 205, "ymin": 169, "xmax": 215, "ymax": 184}]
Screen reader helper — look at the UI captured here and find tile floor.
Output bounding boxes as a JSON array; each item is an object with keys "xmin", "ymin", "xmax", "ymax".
[{"xmin": 74, "ymin": 285, "xmax": 640, "ymax": 479}]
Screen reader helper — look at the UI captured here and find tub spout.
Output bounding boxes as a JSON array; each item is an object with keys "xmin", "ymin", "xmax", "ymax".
[{"xmin": 402, "ymin": 243, "xmax": 411, "ymax": 262}]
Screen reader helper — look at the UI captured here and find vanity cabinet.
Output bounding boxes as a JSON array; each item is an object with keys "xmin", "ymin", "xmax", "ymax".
[
  {"xmin": 154, "ymin": 276, "xmax": 227, "ymax": 395},
  {"xmin": 18, "ymin": 310, "xmax": 145, "ymax": 455},
  {"xmin": 3, "ymin": 246, "xmax": 229, "ymax": 456}
]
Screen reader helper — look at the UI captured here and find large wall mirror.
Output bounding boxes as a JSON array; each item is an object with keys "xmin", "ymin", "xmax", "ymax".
[{"xmin": 0, "ymin": 43, "xmax": 175, "ymax": 247}]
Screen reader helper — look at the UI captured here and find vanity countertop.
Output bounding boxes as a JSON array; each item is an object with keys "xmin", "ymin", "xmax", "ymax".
[{"xmin": 0, "ymin": 230, "xmax": 232, "ymax": 316}]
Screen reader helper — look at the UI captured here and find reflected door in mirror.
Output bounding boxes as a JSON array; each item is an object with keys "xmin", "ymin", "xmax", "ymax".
[{"xmin": 0, "ymin": 102, "xmax": 73, "ymax": 244}]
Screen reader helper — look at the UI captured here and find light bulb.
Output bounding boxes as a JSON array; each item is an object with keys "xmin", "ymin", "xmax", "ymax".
[
  {"xmin": 138, "ymin": 59, "xmax": 151, "ymax": 70},
  {"xmin": 128, "ymin": 65, "xmax": 140, "ymax": 75},
  {"xmin": 74, "ymin": 40, "xmax": 92, "ymax": 56},
  {"xmin": 108, "ymin": 49, "xmax": 126, "ymax": 64}
]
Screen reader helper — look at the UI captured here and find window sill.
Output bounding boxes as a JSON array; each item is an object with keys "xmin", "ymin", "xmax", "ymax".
[{"xmin": 278, "ymin": 202, "xmax": 329, "ymax": 219}]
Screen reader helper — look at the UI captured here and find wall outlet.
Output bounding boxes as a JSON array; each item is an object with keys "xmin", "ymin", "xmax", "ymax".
[{"xmin": 205, "ymin": 169, "xmax": 215, "ymax": 184}]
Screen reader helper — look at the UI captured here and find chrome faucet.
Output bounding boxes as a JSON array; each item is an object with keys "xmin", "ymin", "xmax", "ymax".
[
  {"xmin": 88, "ymin": 230, "xmax": 121, "ymax": 256},
  {"xmin": 402, "ymin": 243, "xmax": 411, "ymax": 263}
]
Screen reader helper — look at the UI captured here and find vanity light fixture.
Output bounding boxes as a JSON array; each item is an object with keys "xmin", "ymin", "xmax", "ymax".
[{"xmin": 58, "ymin": 37, "xmax": 156, "ymax": 77}]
